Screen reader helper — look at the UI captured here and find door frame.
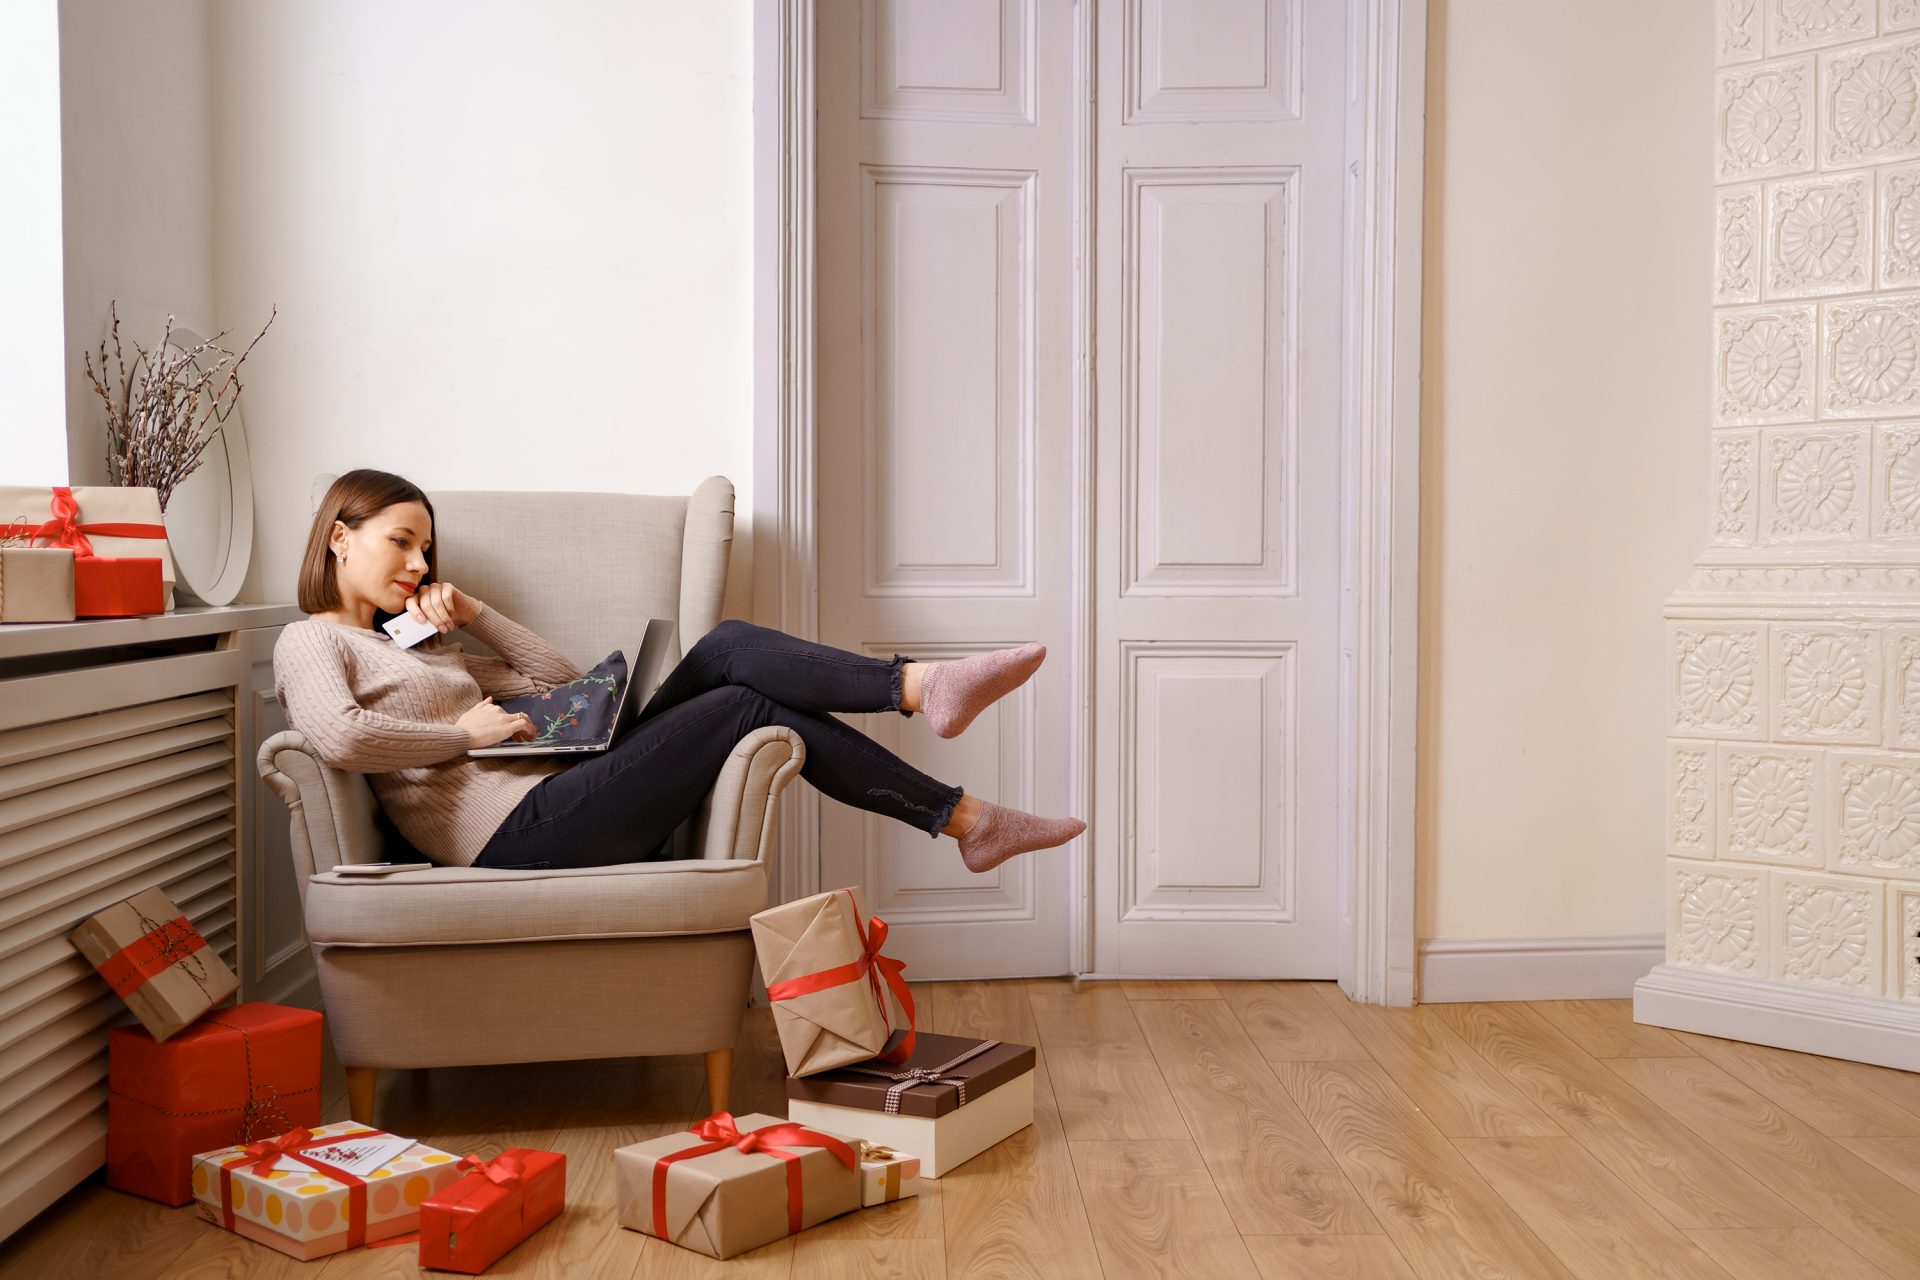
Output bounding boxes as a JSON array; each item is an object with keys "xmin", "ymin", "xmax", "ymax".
[{"xmin": 752, "ymin": 0, "xmax": 1425, "ymax": 1005}]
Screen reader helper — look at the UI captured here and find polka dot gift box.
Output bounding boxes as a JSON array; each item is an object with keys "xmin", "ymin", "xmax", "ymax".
[{"xmin": 190, "ymin": 1120, "xmax": 465, "ymax": 1261}]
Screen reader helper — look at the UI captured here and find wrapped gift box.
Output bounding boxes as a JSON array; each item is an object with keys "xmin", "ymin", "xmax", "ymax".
[
  {"xmin": 73, "ymin": 555, "xmax": 164, "ymax": 616},
  {"xmin": 70, "ymin": 886, "xmax": 239, "ymax": 1042},
  {"xmin": 419, "ymin": 1148, "xmax": 566, "ymax": 1274},
  {"xmin": 749, "ymin": 886, "xmax": 916, "ymax": 1078},
  {"xmin": 108, "ymin": 1003, "xmax": 322, "ymax": 1205},
  {"xmin": 613, "ymin": 1111, "xmax": 861, "ymax": 1259},
  {"xmin": 858, "ymin": 1145, "xmax": 921, "ymax": 1207},
  {"xmin": 785, "ymin": 1033, "xmax": 1036, "ymax": 1178},
  {"xmin": 193, "ymin": 1121, "xmax": 466, "ymax": 1261},
  {"xmin": 0, "ymin": 546, "xmax": 75, "ymax": 622},
  {"xmin": 0, "ymin": 485, "xmax": 174, "ymax": 610}
]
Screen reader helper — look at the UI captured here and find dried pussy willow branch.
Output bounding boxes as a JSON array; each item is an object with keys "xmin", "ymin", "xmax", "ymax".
[{"xmin": 82, "ymin": 301, "xmax": 276, "ymax": 511}]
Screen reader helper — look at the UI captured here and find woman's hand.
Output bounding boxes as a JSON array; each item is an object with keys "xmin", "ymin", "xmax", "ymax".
[
  {"xmin": 457, "ymin": 696, "xmax": 537, "ymax": 748},
  {"xmin": 407, "ymin": 581, "xmax": 480, "ymax": 635}
]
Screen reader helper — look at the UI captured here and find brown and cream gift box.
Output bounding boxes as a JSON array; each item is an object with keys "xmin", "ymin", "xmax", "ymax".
[
  {"xmin": 612, "ymin": 1111, "xmax": 862, "ymax": 1259},
  {"xmin": 785, "ymin": 1033, "xmax": 1036, "ymax": 1177}
]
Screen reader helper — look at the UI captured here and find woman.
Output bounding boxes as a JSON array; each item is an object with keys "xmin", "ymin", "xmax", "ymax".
[{"xmin": 273, "ymin": 469, "xmax": 1086, "ymax": 874}]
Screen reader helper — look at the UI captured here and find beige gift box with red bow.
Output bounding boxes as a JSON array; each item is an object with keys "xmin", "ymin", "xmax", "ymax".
[{"xmin": 0, "ymin": 485, "xmax": 176, "ymax": 611}]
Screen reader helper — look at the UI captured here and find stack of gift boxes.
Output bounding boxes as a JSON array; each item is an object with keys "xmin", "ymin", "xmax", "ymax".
[
  {"xmin": 612, "ymin": 885, "xmax": 1037, "ymax": 1259},
  {"xmin": 70, "ymin": 886, "xmax": 568, "ymax": 1272},
  {"xmin": 0, "ymin": 485, "xmax": 175, "ymax": 620},
  {"xmin": 75, "ymin": 879, "xmax": 1030, "ymax": 1268}
]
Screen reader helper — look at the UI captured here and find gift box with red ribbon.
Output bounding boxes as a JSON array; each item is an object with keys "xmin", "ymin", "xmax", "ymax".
[
  {"xmin": 0, "ymin": 484, "xmax": 175, "ymax": 612},
  {"xmin": 418, "ymin": 1148, "xmax": 566, "ymax": 1273},
  {"xmin": 70, "ymin": 885, "xmax": 239, "ymax": 1042},
  {"xmin": 613, "ymin": 1111, "xmax": 862, "ymax": 1259},
  {"xmin": 108, "ymin": 1002, "xmax": 323, "ymax": 1205},
  {"xmin": 191, "ymin": 1120, "xmax": 467, "ymax": 1261},
  {"xmin": 748, "ymin": 886, "xmax": 916, "ymax": 1078}
]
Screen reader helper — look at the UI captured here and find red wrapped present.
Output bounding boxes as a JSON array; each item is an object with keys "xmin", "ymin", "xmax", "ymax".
[
  {"xmin": 419, "ymin": 1148, "xmax": 567, "ymax": 1273},
  {"xmin": 73, "ymin": 555, "xmax": 164, "ymax": 616},
  {"xmin": 108, "ymin": 1002, "xmax": 323, "ymax": 1205}
]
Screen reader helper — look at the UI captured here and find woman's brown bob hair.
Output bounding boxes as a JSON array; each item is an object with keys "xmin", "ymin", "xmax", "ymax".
[{"xmin": 297, "ymin": 470, "xmax": 438, "ymax": 615}]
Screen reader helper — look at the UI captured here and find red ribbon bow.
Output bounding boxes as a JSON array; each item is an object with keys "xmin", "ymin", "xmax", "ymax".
[
  {"xmin": 763, "ymin": 890, "xmax": 917, "ymax": 1064},
  {"xmin": 455, "ymin": 1152, "xmax": 526, "ymax": 1188},
  {"xmin": 0, "ymin": 487, "xmax": 168, "ymax": 559},
  {"xmin": 217, "ymin": 1127, "xmax": 383, "ymax": 1249},
  {"xmin": 649, "ymin": 1111, "xmax": 856, "ymax": 1241}
]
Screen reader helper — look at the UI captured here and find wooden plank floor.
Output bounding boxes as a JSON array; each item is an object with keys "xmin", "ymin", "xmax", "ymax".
[{"xmin": 3, "ymin": 981, "xmax": 1918, "ymax": 1278}]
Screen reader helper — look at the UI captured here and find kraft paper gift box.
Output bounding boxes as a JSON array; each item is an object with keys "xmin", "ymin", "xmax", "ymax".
[
  {"xmin": 0, "ymin": 484, "xmax": 175, "ymax": 610},
  {"xmin": 613, "ymin": 1111, "xmax": 862, "ymax": 1259},
  {"xmin": 749, "ymin": 886, "xmax": 916, "ymax": 1078},
  {"xmin": 70, "ymin": 885, "xmax": 239, "ymax": 1042},
  {"xmin": 0, "ymin": 546, "xmax": 75, "ymax": 621},
  {"xmin": 785, "ymin": 1033, "xmax": 1037, "ymax": 1178},
  {"xmin": 108, "ymin": 1002, "xmax": 323, "ymax": 1205},
  {"xmin": 418, "ymin": 1148, "xmax": 567, "ymax": 1274},
  {"xmin": 192, "ymin": 1120, "xmax": 466, "ymax": 1261},
  {"xmin": 857, "ymin": 1145, "xmax": 921, "ymax": 1207}
]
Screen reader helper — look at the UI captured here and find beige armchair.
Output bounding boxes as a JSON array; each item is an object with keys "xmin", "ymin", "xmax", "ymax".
[{"xmin": 254, "ymin": 477, "xmax": 803, "ymax": 1123}]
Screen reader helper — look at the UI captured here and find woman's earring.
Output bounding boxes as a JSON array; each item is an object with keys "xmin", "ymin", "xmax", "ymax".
[{"xmin": 337, "ymin": 551, "xmax": 346, "ymax": 564}]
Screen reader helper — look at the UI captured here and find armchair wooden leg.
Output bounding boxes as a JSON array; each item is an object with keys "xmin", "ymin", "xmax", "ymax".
[
  {"xmin": 704, "ymin": 1048, "xmax": 732, "ymax": 1114},
  {"xmin": 345, "ymin": 1067, "xmax": 377, "ymax": 1125}
]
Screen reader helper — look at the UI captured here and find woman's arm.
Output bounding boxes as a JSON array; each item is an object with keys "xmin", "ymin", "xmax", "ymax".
[
  {"xmin": 274, "ymin": 626, "xmax": 472, "ymax": 772},
  {"xmin": 457, "ymin": 601, "xmax": 587, "ymax": 697}
]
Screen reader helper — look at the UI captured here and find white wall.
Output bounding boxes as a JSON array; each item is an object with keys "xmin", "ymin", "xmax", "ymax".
[
  {"xmin": 207, "ymin": 1, "xmax": 757, "ymax": 617},
  {"xmin": 58, "ymin": 0, "xmax": 216, "ymax": 490},
  {"xmin": 1418, "ymin": 0, "xmax": 1712, "ymax": 942},
  {"xmin": 2, "ymin": 0, "xmax": 69, "ymax": 486}
]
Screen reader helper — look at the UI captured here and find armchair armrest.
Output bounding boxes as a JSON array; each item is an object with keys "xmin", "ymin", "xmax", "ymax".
[
  {"xmin": 694, "ymin": 725, "xmax": 806, "ymax": 863},
  {"xmin": 257, "ymin": 730, "xmax": 385, "ymax": 896}
]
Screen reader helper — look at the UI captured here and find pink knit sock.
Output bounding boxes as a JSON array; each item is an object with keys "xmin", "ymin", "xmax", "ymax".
[
  {"xmin": 956, "ymin": 799, "xmax": 1086, "ymax": 873},
  {"xmin": 918, "ymin": 642, "xmax": 1046, "ymax": 739}
]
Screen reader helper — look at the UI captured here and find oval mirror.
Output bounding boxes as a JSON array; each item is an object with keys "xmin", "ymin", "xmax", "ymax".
[{"xmin": 156, "ymin": 324, "xmax": 254, "ymax": 606}]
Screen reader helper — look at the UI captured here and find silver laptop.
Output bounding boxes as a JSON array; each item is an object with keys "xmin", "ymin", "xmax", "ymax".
[{"xmin": 468, "ymin": 617, "xmax": 675, "ymax": 757}]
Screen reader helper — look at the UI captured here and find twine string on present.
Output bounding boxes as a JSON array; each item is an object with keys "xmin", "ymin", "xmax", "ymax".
[
  {"xmin": 129, "ymin": 903, "xmax": 217, "ymax": 1007},
  {"xmin": 839, "ymin": 1039, "xmax": 1002, "ymax": 1115}
]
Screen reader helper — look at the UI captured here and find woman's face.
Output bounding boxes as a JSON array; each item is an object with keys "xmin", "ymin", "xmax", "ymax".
[{"xmin": 329, "ymin": 501, "xmax": 432, "ymax": 615}]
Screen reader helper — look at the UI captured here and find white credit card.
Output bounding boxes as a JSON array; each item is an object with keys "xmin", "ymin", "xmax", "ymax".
[{"xmin": 382, "ymin": 611, "xmax": 439, "ymax": 649}]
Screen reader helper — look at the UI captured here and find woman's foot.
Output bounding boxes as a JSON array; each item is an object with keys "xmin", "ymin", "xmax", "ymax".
[
  {"xmin": 955, "ymin": 798, "xmax": 1086, "ymax": 873},
  {"xmin": 914, "ymin": 642, "xmax": 1046, "ymax": 739}
]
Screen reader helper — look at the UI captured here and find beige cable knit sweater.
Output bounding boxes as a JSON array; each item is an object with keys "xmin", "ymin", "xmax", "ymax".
[{"xmin": 272, "ymin": 602, "xmax": 587, "ymax": 866}]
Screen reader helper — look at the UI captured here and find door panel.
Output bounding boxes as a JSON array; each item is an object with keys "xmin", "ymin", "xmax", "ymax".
[{"xmin": 817, "ymin": 0, "xmax": 1073, "ymax": 977}]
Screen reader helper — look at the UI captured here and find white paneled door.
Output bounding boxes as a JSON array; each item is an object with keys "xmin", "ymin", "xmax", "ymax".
[{"xmin": 816, "ymin": 0, "xmax": 1345, "ymax": 979}]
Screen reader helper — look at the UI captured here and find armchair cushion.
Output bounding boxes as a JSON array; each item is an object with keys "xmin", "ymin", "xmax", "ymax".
[{"xmin": 302, "ymin": 859, "xmax": 770, "ymax": 949}]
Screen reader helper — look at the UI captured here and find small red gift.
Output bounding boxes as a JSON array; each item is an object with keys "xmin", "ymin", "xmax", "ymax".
[
  {"xmin": 419, "ymin": 1148, "xmax": 567, "ymax": 1274},
  {"xmin": 107, "ymin": 1002, "xmax": 323, "ymax": 1205},
  {"xmin": 73, "ymin": 555, "xmax": 164, "ymax": 616}
]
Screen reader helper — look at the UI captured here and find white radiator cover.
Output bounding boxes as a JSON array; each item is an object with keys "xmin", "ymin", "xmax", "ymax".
[{"xmin": 0, "ymin": 605, "xmax": 303, "ymax": 1242}]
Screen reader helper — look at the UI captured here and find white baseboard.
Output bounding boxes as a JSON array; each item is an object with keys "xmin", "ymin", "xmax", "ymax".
[
  {"xmin": 1417, "ymin": 934, "xmax": 1664, "ymax": 1002},
  {"xmin": 1633, "ymin": 963, "xmax": 1920, "ymax": 1073}
]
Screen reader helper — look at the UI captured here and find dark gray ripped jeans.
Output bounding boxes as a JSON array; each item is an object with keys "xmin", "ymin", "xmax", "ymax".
[{"xmin": 473, "ymin": 619, "xmax": 965, "ymax": 870}]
